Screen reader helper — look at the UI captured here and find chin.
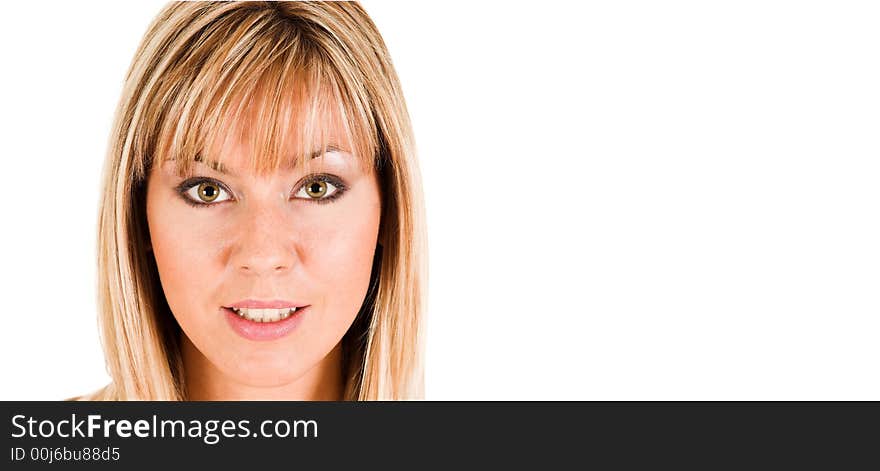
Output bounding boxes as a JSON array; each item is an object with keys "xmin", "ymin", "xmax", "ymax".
[{"xmin": 220, "ymin": 351, "xmax": 311, "ymax": 388}]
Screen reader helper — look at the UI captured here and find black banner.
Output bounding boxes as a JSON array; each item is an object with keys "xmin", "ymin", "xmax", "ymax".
[{"xmin": 2, "ymin": 402, "xmax": 878, "ymax": 468}]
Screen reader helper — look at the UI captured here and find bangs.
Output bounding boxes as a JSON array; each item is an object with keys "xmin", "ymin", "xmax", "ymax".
[{"xmin": 137, "ymin": 9, "xmax": 378, "ymax": 178}]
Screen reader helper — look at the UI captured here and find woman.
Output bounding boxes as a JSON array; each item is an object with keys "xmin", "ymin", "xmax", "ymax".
[{"xmin": 82, "ymin": 1, "xmax": 426, "ymax": 400}]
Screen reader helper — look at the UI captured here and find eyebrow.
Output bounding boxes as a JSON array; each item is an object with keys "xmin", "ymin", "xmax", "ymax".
[{"xmin": 191, "ymin": 145, "xmax": 346, "ymax": 175}]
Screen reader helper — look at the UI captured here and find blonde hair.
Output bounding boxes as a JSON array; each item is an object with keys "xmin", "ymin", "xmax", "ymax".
[{"xmin": 87, "ymin": 1, "xmax": 426, "ymax": 400}]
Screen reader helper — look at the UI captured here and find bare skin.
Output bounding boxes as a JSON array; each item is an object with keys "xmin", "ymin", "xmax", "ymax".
[{"xmin": 145, "ymin": 118, "xmax": 381, "ymax": 401}]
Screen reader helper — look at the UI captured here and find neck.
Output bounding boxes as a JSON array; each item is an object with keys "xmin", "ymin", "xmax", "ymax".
[{"xmin": 181, "ymin": 337, "xmax": 345, "ymax": 401}]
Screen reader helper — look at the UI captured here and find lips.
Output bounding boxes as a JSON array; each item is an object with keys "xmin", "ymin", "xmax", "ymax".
[{"xmin": 222, "ymin": 302, "xmax": 309, "ymax": 341}]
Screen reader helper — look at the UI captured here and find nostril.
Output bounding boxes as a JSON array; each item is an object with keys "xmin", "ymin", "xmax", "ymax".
[
  {"xmin": 231, "ymin": 235, "xmax": 296, "ymax": 274},
  {"xmin": 237, "ymin": 264, "xmax": 289, "ymax": 273}
]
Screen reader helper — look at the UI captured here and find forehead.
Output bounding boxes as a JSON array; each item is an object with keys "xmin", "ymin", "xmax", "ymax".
[
  {"xmin": 199, "ymin": 96, "xmax": 358, "ymax": 173},
  {"xmin": 160, "ymin": 83, "xmax": 371, "ymax": 177}
]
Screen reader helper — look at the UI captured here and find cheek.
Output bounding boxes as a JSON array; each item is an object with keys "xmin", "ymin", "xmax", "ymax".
[
  {"xmin": 300, "ymin": 198, "xmax": 381, "ymax": 325},
  {"xmin": 146, "ymin": 195, "xmax": 225, "ymax": 323}
]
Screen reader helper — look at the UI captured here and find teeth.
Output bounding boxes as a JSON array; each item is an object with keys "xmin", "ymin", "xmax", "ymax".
[{"xmin": 231, "ymin": 307, "xmax": 298, "ymax": 322}]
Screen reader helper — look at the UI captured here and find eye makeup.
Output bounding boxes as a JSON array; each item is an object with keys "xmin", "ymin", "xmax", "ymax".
[
  {"xmin": 174, "ymin": 174, "xmax": 350, "ymax": 207},
  {"xmin": 175, "ymin": 177, "xmax": 234, "ymax": 207},
  {"xmin": 292, "ymin": 173, "xmax": 349, "ymax": 205}
]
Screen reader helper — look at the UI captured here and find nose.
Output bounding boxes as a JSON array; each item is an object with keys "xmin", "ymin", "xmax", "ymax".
[{"xmin": 228, "ymin": 205, "xmax": 297, "ymax": 275}]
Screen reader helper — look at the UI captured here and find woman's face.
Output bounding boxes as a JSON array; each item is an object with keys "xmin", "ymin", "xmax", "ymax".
[{"xmin": 145, "ymin": 120, "xmax": 381, "ymax": 391}]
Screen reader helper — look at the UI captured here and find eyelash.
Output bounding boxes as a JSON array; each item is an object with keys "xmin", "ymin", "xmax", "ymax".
[
  {"xmin": 295, "ymin": 174, "xmax": 348, "ymax": 205},
  {"xmin": 174, "ymin": 174, "xmax": 349, "ymax": 208}
]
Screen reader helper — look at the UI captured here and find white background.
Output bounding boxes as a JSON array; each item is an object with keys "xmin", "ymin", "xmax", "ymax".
[{"xmin": 1, "ymin": 1, "xmax": 878, "ymax": 400}]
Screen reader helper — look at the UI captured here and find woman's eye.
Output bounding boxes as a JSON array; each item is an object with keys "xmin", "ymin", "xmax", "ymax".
[
  {"xmin": 294, "ymin": 178, "xmax": 340, "ymax": 200},
  {"xmin": 184, "ymin": 181, "xmax": 231, "ymax": 204}
]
